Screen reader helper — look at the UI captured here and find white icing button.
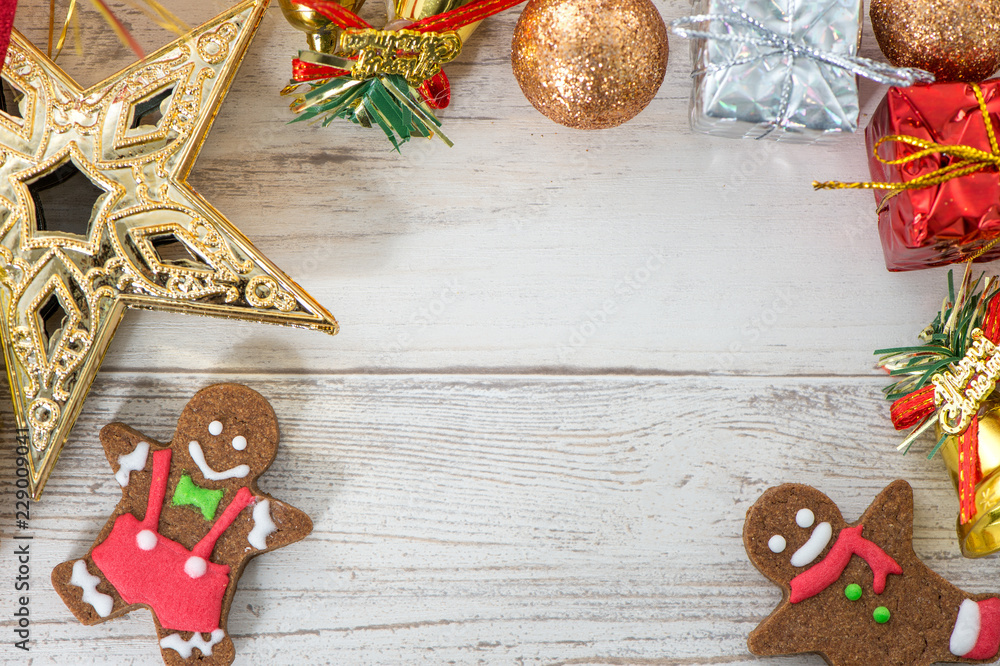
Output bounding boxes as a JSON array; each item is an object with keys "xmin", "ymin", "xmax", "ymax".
[
  {"xmin": 136, "ymin": 529, "xmax": 157, "ymax": 551},
  {"xmin": 231, "ymin": 435, "xmax": 247, "ymax": 451},
  {"xmin": 767, "ymin": 534, "xmax": 786, "ymax": 554},
  {"xmin": 796, "ymin": 508, "xmax": 815, "ymax": 528},
  {"xmin": 208, "ymin": 420, "xmax": 223, "ymax": 436},
  {"xmin": 184, "ymin": 556, "xmax": 208, "ymax": 579}
]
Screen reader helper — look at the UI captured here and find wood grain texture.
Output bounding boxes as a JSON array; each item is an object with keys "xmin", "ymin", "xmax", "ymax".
[
  {"xmin": 0, "ymin": 374, "xmax": 987, "ymax": 665},
  {"xmin": 4, "ymin": 1, "xmax": 991, "ymax": 665},
  {"xmin": 11, "ymin": 1, "xmax": 958, "ymax": 376}
]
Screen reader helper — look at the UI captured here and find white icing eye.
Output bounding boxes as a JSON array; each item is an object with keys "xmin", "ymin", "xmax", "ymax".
[
  {"xmin": 796, "ymin": 508, "xmax": 815, "ymax": 528},
  {"xmin": 768, "ymin": 534, "xmax": 786, "ymax": 553},
  {"xmin": 231, "ymin": 435, "xmax": 247, "ymax": 451},
  {"xmin": 208, "ymin": 420, "xmax": 223, "ymax": 436}
]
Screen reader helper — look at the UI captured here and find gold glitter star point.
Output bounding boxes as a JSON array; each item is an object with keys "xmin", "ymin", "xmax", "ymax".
[{"xmin": 0, "ymin": 0, "xmax": 338, "ymax": 499}]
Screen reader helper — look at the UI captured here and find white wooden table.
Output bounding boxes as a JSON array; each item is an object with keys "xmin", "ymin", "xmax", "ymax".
[{"xmin": 0, "ymin": 1, "xmax": 986, "ymax": 664}]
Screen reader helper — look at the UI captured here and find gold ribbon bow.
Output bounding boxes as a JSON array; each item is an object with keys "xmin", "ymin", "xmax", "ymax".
[{"xmin": 814, "ymin": 83, "xmax": 1000, "ymax": 259}]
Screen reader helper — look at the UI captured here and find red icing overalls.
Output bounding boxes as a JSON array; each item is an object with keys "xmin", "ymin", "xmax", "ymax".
[{"xmin": 92, "ymin": 448, "xmax": 253, "ymax": 632}]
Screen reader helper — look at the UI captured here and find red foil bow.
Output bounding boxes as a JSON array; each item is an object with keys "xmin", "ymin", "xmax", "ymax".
[{"xmin": 890, "ymin": 297, "xmax": 1000, "ymax": 523}]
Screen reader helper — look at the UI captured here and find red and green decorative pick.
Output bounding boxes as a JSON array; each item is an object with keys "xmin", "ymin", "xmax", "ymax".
[
  {"xmin": 876, "ymin": 269, "xmax": 1000, "ymax": 528},
  {"xmin": 279, "ymin": 0, "xmax": 526, "ymax": 149}
]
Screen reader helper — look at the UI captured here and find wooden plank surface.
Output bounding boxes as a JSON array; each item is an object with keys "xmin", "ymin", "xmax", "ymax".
[
  {"xmin": 2, "ymin": 0, "xmax": 991, "ymax": 664},
  {"xmin": 0, "ymin": 374, "xmax": 986, "ymax": 665},
  {"xmin": 12, "ymin": 0, "xmax": 956, "ymax": 377}
]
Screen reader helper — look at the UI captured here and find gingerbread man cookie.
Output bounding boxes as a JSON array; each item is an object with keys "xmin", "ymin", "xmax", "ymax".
[
  {"xmin": 745, "ymin": 480, "xmax": 1000, "ymax": 666},
  {"xmin": 52, "ymin": 384, "xmax": 312, "ymax": 665}
]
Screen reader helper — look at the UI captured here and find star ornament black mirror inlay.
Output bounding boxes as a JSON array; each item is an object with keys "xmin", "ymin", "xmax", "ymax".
[
  {"xmin": 0, "ymin": 0, "xmax": 338, "ymax": 499},
  {"xmin": 0, "ymin": 75, "xmax": 26, "ymax": 121},
  {"xmin": 28, "ymin": 158, "xmax": 108, "ymax": 237}
]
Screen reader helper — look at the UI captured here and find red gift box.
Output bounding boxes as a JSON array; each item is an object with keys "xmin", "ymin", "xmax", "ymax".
[{"xmin": 867, "ymin": 79, "xmax": 1000, "ymax": 271}]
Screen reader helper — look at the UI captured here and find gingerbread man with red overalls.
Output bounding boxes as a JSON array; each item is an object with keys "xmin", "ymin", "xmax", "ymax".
[
  {"xmin": 745, "ymin": 480, "xmax": 1000, "ymax": 666},
  {"xmin": 52, "ymin": 384, "xmax": 312, "ymax": 665}
]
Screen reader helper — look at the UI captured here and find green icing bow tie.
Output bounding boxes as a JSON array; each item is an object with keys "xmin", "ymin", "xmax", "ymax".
[{"xmin": 171, "ymin": 474, "xmax": 225, "ymax": 520}]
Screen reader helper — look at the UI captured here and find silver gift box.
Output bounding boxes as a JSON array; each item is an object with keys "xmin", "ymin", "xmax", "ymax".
[{"xmin": 688, "ymin": 0, "xmax": 863, "ymax": 142}]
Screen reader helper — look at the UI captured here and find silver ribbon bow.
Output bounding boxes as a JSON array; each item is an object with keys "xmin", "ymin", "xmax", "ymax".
[{"xmin": 671, "ymin": 4, "xmax": 936, "ymax": 138}]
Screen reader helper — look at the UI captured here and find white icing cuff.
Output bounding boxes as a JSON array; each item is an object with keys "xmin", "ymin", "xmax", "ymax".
[
  {"xmin": 951, "ymin": 599, "xmax": 981, "ymax": 656},
  {"xmin": 115, "ymin": 441, "xmax": 149, "ymax": 487},
  {"xmin": 248, "ymin": 499, "xmax": 277, "ymax": 550},
  {"xmin": 70, "ymin": 560, "xmax": 113, "ymax": 617},
  {"xmin": 790, "ymin": 522, "xmax": 832, "ymax": 567},
  {"xmin": 160, "ymin": 629, "xmax": 225, "ymax": 658}
]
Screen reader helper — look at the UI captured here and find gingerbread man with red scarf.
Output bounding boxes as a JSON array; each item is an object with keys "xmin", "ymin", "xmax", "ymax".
[
  {"xmin": 745, "ymin": 480, "xmax": 1000, "ymax": 665},
  {"xmin": 52, "ymin": 384, "xmax": 312, "ymax": 665}
]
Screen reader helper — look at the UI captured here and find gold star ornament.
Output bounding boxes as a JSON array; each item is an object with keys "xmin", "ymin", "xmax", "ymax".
[{"xmin": 0, "ymin": 0, "xmax": 338, "ymax": 499}]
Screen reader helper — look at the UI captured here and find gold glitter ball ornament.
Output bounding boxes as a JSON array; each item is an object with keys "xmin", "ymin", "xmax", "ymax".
[
  {"xmin": 871, "ymin": 0, "xmax": 1000, "ymax": 82},
  {"xmin": 510, "ymin": 0, "xmax": 667, "ymax": 129}
]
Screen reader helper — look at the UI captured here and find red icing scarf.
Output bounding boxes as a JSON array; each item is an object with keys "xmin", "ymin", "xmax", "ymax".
[{"xmin": 788, "ymin": 524, "xmax": 902, "ymax": 604}]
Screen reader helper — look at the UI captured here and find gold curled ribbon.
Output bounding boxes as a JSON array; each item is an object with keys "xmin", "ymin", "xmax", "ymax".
[
  {"xmin": 814, "ymin": 83, "xmax": 1000, "ymax": 204},
  {"xmin": 814, "ymin": 83, "xmax": 1000, "ymax": 261}
]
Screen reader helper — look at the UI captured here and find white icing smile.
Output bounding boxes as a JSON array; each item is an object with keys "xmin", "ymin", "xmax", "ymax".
[
  {"xmin": 790, "ymin": 521, "xmax": 832, "ymax": 567},
  {"xmin": 188, "ymin": 441, "xmax": 250, "ymax": 481}
]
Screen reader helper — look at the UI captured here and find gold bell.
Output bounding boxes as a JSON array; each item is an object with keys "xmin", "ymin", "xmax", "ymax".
[
  {"xmin": 940, "ymin": 398, "xmax": 1000, "ymax": 557},
  {"xmin": 278, "ymin": 0, "xmax": 367, "ymax": 52}
]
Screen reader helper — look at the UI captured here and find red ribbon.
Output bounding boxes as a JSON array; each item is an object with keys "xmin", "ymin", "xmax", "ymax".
[
  {"xmin": 295, "ymin": 0, "xmax": 525, "ymax": 34},
  {"xmin": 418, "ymin": 71, "xmax": 450, "ymax": 109},
  {"xmin": 297, "ymin": 0, "xmax": 371, "ymax": 30},
  {"xmin": 293, "ymin": 58, "xmax": 350, "ymax": 81},
  {"xmin": 788, "ymin": 524, "xmax": 902, "ymax": 604},
  {"xmin": 890, "ymin": 296, "xmax": 1000, "ymax": 524},
  {"xmin": 293, "ymin": 58, "xmax": 451, "ymax": 110},
  {"xmin": 0, "ymin": 0, "xmax": 16, "ymax": 70},
  {"xmin": 290, "ymin": 0, "xmax": 525, "ymax": 109}
]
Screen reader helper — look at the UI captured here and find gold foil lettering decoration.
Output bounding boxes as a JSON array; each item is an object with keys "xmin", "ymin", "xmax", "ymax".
[
  {"xmin": 933, "ymin": 329, "xmax": 1000, "ymax": 434},
  {"xmin": 338, "ymin": 28, "xmax": 461, "ymax": 85}
]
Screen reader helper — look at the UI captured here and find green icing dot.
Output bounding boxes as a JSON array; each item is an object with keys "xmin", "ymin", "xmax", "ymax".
[
  {"xmin": 844, "ymin": 584, "xmax": 862, "ymax": 601},
  {"xmin": 873, "ymin": 606, "xmax": 891, "ymax": 624}
]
